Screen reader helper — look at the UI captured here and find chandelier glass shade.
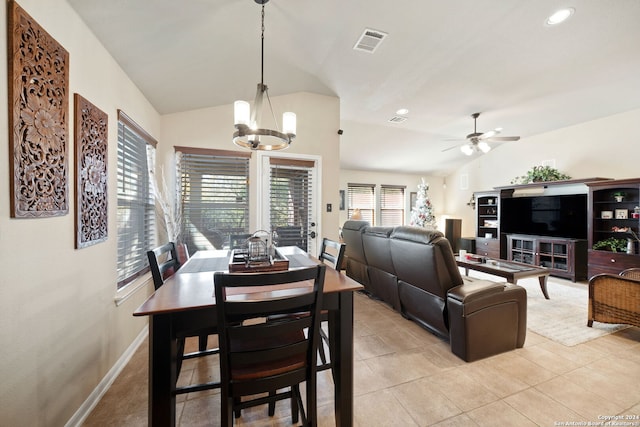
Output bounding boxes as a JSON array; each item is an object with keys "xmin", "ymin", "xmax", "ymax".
[{"xmin": 233, "ymin": 0, "xmax": 296, "ymax": 151}]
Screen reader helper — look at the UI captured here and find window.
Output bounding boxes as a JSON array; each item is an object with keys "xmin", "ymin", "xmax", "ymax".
[
  {"xmin": 269, "ymin": 158, "xmax": 315, "ymax": 251},
  {"xmin": 176, "ymin": 147, "xmax": 250, "ymax": 253},
  {"xmin": 116, "ymin": 111, "xmax": 157, "ymax": 289},
  {"xmin": 347, "ymin": 183, "xmax": 375, "ymax": 225},
  {"xmin": 380, "ymin": 185, "xmax": 406, "ymax": 226}
]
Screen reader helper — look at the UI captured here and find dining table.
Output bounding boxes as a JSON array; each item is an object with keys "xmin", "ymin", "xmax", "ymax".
[{"xmin": 134, "ymin": 245, "xmax": 363, "ymax": 427}]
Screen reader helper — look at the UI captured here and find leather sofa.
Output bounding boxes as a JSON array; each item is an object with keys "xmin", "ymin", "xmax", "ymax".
[{"xmin": 342, "ymin": 220, "xmax": 527, "ymax": 361}]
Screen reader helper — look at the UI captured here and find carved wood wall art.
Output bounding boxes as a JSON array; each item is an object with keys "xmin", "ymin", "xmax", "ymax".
[
  {"xmin": 8, "ymin": 1, "xmax": 69, "ymax": 218},
  {"xmin": 74, "ymin": 94, "xmax": 108, "ymax": 248}
]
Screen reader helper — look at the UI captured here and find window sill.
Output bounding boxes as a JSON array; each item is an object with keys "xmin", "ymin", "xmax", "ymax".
[{"xmin": 114, "ymin": 273, "xmax": 153, "ymax": 306}]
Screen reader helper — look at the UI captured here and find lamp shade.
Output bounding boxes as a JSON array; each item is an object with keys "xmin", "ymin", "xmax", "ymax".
[
  {"xmin": 282, "ymin": 112, "xmax": 296, "ymax": 135},
  {"xmin": 234, "ymin": 100, "xmax": 250, "ymax": 127}
]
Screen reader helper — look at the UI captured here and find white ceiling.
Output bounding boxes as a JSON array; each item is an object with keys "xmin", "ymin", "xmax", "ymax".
[{"xmin": 67, "ymin": 0, "xmax": 640, "ymax": 176}]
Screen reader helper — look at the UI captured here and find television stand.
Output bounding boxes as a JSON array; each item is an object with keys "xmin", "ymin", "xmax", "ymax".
[{"xmin": 505, "ymin": 234, "xmax": 588, "ymax": 282}]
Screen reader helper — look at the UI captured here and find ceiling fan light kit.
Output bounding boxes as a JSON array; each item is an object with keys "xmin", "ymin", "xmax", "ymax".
[
  {"xmin": 455, "ymin": 112, "xmax": 520, "ymax": 156},
  {"xmin": 233, "ymin": 0, "xmax": 296, "ymax": 151}
]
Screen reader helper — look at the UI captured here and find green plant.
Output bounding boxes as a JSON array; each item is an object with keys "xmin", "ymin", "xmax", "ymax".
[
  {"xmin": 613, "ymin": 191, "xmax": 626, "ymax": 198},
  {"xmin": 592, "ymin": 237, "xmax": 628, "ymax": 252},
  {"xmin": 510, "ymin": 166, "xmax": 571, "ymax": 185}
]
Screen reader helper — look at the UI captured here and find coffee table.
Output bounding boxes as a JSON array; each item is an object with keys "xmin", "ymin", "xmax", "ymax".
[{"xmin": 455, "ymin": 255, "xmax": 551, "ymax": 299}]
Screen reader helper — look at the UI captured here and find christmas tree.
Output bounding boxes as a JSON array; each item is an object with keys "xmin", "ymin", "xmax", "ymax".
[{"xmin": 410, "ymin": 178, "xmax": 437, "ymax": 229}]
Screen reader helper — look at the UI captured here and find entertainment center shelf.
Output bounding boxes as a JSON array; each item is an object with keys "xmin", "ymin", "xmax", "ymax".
[
  {"xmin": 506, "ymin": 234, "xmax": 587, "ymax": 282},
  {"xmin": 472, "ymin": 178, "xmax": 620, "ymax": 281},
  {"xmin": 586, "ymin": 178, "xmax": 640, "ymax": 278}
]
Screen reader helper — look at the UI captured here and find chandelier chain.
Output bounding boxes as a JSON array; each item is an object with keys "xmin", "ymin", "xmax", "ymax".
[{"xmin": 260, "ymin": 4, "xmax": 265, "ymax": 87}]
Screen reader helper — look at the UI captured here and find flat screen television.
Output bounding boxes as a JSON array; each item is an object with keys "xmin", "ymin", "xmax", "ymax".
[{"xmin": 501, "ymin": 194, "xmax": 587, "ymax": 239}]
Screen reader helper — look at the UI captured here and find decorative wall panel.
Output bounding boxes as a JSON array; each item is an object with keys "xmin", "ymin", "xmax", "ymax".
[
  {"xmin": 8, "ymin": 1, "xmax": 69, "ymax": 217},
  {"xmin": 74, "ymin": 94, "xmax": 108, "ymax": 248}
]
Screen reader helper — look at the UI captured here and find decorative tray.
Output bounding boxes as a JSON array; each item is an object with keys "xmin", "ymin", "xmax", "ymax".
[{"xmin": 228, "ymin": 248, "xmax": 290, "ymax": 273}]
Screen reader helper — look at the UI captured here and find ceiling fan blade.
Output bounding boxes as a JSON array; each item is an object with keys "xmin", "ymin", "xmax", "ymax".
[
  {"xmin": 478, "ymin": 130, "xmax": 497, "ymax": 140},
  {"xmin": 441, "ymin": 144, "xmax": 462, "ymax": 152},
  {"xmin": 487, "ymin": 136, "xmax": 520, "ymax": 142}
]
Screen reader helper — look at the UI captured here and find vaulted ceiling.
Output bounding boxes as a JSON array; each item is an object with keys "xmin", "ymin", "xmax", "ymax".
[{"xmin": 68, "ymin": 0, "xmax": 640, "ymax": 175}]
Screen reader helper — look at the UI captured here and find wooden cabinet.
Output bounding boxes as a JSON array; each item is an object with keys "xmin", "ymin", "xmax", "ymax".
[
  {"xmin": 475, "ymin": 237, "xmax": 500, "ymax": 258},
  {"xmin": 587, "ymin": 178, "xmax": 640, "ymax": 278},
  {"xmin": 474, "ymin": 191, "xmax": 501, "ymax": 258},
  {"xmin": 506, "ymin": 234, "xmax": 587, "ymax": 282}
]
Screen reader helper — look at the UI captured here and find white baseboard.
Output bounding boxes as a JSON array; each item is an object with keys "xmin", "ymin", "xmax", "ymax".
[{"xmin": 65, "ymin": 328, "xmax": 148, "ymax": 427}]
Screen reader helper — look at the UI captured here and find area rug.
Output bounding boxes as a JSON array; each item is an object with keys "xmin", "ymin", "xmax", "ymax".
[{"xmin": 465, "ymin": 271, "xmax": 629, "ymax": 346}]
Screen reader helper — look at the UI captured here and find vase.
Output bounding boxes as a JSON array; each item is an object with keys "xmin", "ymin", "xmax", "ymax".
[
  {"xmin": 627, "ymin": 239, "xmax": 635, "ymax": 255},
  {"xmin": 615, "ymin": 196, "xmax": 624, "ymax": 202}
]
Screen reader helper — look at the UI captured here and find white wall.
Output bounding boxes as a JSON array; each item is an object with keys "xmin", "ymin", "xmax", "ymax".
[
  {"xmin": 445, "ymin": 108, "xmax": 640, "ymax": 237},
  {"xmin": 0, "ymin": 1, "xmax": 160, "ymax": 425}
]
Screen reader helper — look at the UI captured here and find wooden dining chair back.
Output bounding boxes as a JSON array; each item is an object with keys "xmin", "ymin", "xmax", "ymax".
[
  {"xmin": 147, "ymin": 242, "xmax": 182, "ymax": 290},
  {"xmin": 214, "ymin": 265, "xmax": 326, "ymax": 426},
  {"xmin": 314, "ymin": 238, "xmax": 346, "ymax": 370},
  {"xmin": 147, "ymin": 242, "xmax": 219, "ymax": 385},
  {"xmin": 319, "ymin": 238, "xmax": 346, "ymax": 270}
]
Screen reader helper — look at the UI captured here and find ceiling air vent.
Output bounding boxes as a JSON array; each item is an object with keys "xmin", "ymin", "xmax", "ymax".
[
  {"xmin": 388, "ymin": 115, "xmax": 407, "ymax": 123},
  {"xmin": 353, "ymin": 28, "xmax": 388, "ymax": 53}
]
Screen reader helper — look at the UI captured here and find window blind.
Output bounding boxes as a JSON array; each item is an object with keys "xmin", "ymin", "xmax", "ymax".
[
  {"xmin": 380, "ymin": 185, "xmax": 406, "ymax": 226},
  {"xmin": 176, "ymin": 147, "xmax": 250, "ymax": 252},
  {"xmin": 269, "ymin": 158, "xmax": 314, "ymax": 251},
  {"xmin": 347, "ymin": 183, "xmax": 375, "ymax": 225},
  {"xmin": 116, "ymin": 111, "xmax": 157, "ymax": 288}
]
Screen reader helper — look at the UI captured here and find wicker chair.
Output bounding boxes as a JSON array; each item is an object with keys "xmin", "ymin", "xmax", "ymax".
[
  {"xmin": 587, "ymin": 269, "xmax": 640, "ymax": 328},
  {"xmin": 620, "ymin": 267, "xmax": 640, "ymax": 280}
]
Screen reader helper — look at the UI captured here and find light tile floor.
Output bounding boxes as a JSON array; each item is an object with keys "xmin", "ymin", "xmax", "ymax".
[{"xmin": 84, "ymin": 283, "xmax": 640, "ymax": 426}]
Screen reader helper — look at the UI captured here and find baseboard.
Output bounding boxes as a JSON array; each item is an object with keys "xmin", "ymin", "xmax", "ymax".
[{"xmin": 65, "ymin": 328, "xmax": 148, "ymax": 427}]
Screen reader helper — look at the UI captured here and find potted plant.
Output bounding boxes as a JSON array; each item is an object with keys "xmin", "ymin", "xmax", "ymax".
[
  {"xmin": 510, "ymin": 165, "xmax": 571, "ymax": 185},
  {"xmin": 613, "ymin": 191, "xmax": 625, "ymax": 202},
  {"xmin": 592, "ymin": 237, "xmax": 628, "ymax": 252}
]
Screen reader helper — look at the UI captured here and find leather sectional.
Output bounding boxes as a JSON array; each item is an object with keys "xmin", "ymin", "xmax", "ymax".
[{"xmin": 341, "ymin": 220, "xmax": 527, "ymax": 361}]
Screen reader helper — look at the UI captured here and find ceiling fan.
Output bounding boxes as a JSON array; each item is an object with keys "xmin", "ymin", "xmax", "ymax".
[{"xmin": 444, "ymin": 112, "xmax": 520, "ymax": 155}]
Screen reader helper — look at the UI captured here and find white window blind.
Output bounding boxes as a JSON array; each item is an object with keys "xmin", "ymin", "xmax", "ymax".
[
  {"xmin": 380, "ymin": 185, "xmax": 406, "ymax": 226},
  {"xmin": 347, "ymin": 183, "xmax": 375, "ymax": 225},
  {"xmin": 116, "ymin": 111, "xmax": 157, "ymax": 288},
  {"xmin": 269, "ymin": 158, "xmax": 314, "ymax": 251},
  {"xmin": 176, "ymin": 147, "xmax": 250, "ymax": 252}
]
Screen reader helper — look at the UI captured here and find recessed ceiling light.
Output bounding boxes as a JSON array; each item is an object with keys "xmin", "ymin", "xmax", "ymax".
[
  {"xmin": 546, "ymin": 8, "xmax": 574, "ymax": 26},
  {"xmin": 396, "ymin": 108, "xmax": 409, "ymax": 115}
]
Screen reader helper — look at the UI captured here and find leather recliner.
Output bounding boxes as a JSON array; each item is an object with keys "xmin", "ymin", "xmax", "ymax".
[
  {"xmin": 341, "ymin": 221, "xmax": 527, "ymax": 362},
  {"xmin": 342, "ymin": 220, "xmax": 370, "ymax": 288}
]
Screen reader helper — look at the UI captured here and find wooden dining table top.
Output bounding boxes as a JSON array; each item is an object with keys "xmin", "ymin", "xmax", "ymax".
[{"xmin": 134, "ymin": 246, "xmax": 363, "ymax": 317}]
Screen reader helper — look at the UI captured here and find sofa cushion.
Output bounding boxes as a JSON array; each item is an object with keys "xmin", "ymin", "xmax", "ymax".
[
  {"xmin": 342, "ymin": 220, "xmax": 370, "ymax": 286},
  {"xmin": 389, "ymin": 226, "xmax": 463, "ymax": 298},
  {"xmin": 362, "ymin": 226, "xmax": 399, "ymax": 309}
]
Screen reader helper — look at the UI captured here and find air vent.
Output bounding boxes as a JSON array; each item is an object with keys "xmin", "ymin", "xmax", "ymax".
[
  {"xmin": 353, "ymin": 28, "xmax": 388, "ymax": 53},
  {"xmin": 388, "ymin": 115, "xmax": 407, "ymax": 123}
]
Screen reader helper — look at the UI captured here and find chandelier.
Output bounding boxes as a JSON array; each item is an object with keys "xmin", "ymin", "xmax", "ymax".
[{"xmin": 233, "ymin": 0, "xmax": 296, "ymax": 151}]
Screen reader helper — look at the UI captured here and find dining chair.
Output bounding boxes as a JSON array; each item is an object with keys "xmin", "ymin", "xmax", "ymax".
[
  {"xmin": 214, "ymin": 265, "xmax": 326, "ymax": 426},
  {"xmin": 146, "ymin": 242, "xmax": 219, "ymax": 380},
  {"xmin": 315, "ymin": 238, "xmax": 346, "ymax": 370},
  {"xmin": 620, "ymin": 267, "xmax": 640, "ymax": 280}
]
